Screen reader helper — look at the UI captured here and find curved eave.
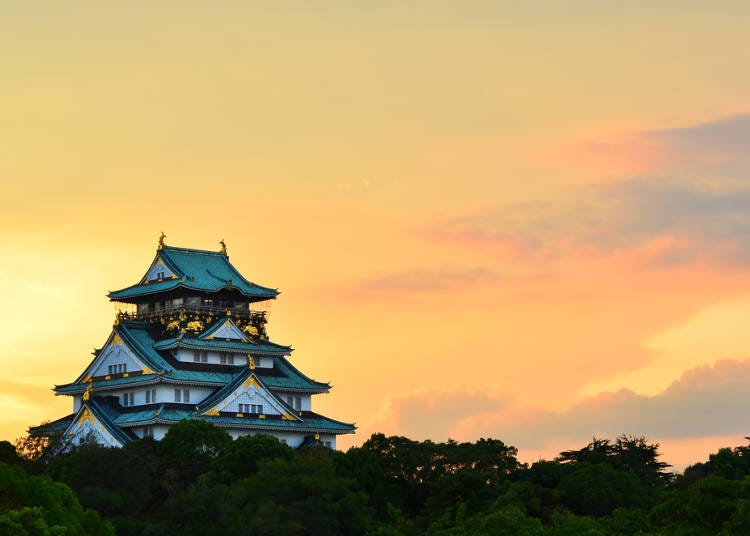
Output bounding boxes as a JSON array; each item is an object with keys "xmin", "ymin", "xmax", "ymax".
[
  {"xmin": 108, "ymin": 280, "xmax": 279, "ymax": 302},
  {"xmin": 153, "ymin": 338, "xmax": 292, "ymax": 355},
  {"xmin": 259, "ymin": 379, "xmax": 330, "ymax": 394},
  {"xmin": 55, "ymin": 374, "xmax": 163, "ymax": 395},
  {"xmin": 275, "ymin": 356, "xmax": 331, "ymax": 392},
  {"xmin": 29, "ymin": 414, "xmax": 74, "ymax": 436},
  {"xmin": 198, "ymin": 415, "xmax": 356, "ymax": 434}
]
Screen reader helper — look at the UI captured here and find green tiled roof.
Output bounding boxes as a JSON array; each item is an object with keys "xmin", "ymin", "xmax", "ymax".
[
  {"xmin": 58, "ymin": 321, "xmax": 326, "ymax": 394},
  {"xmin": 201, "ymin": 412, "xmax": 355, "ymax": 433},
  {"xmin": 117, "ymin": 322, "xmax": 172, "ymax": 371},
  {"xmin": 56, "ymin": 373, "xmax": 162, "ymax": 394},
  {"xmin": 109, "ymin": 245, "xmax": 278, "ymax": 301},
  {"xmin": 29, "ymin": 415, "xmax": 73, "ymax": 436},
  {"xmin": 264, "ymin": 356, "xmax": 330, "ymax": 392},
  {"xmin": 169, "ymin": 369, "xmax": 234, "ymax": 384},
  {"xmin": 88, "ymin": 399, "xmax": 137, "ymax": 444},
  {"xmin": 153, "ymin": 336, "xmax": 291, "ymax": 355}
]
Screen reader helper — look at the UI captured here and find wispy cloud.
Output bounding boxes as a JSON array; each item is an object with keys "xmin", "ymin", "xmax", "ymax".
[{"xmin": 418, "ymin": 114, "xmax": 750, "ymax": 269}]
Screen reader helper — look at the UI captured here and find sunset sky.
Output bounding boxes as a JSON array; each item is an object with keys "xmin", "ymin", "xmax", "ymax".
[{"xmin": 2, "ymin": 1, "xmax": 750, "ymax": 468}]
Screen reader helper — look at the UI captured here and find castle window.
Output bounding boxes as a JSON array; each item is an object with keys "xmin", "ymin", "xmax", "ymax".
[
  {"xmin": 220, "ymin": 354, "xmax": 234, "ymax": 365},
  {"xmin": 174, "ymin": 389, "xmax": 190, "ymax": 402},
  {"xmin": 322, "ymin": 441, "xmax": 332, "ymax": 448},
  {"xmin": 286, "ymin": 396, "xmax": 301, "ymax": 410},
  {"xmin": 250, "ymin": 404, "xmax": 263, "ymax": 414},
  {"xmin": 122, "ymin": 392, "xmax": 134, "ymax": 406},
  {"xmin": 145, "ymin": 389, "xmax": 156, "ymax": 404},
  {"xmin": 143, "ymin": 426, "xmax": 154, "ymax": 438},
  {"xmin": 174, "ymin": 389, "xmax": 181, "ymax": 402},
  {"xmin": 238, "ymin": 403, "xmax": 250, "ymax": 413},
  {"xmin": 108, "ymin": 363, "xmax": 126, "ymax": 375},
  {"xmin": 193, "ymin": 351, "xmax": 208, "ymax": 363}
]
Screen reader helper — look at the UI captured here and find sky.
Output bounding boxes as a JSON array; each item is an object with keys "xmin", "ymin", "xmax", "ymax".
[{"xmin": 2, "ymin": 0, "xmax": 750, "ymax": 469}]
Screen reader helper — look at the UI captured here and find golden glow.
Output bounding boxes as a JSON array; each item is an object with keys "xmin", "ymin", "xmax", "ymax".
[{"xmin": 2, "ymin": 2, "xmax": 750, "ymax": 466}]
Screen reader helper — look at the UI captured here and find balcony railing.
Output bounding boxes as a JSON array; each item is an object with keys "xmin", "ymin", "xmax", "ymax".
[{"xmin": 116, "ymin": 304, "xmax": 268, "ymax": 324}]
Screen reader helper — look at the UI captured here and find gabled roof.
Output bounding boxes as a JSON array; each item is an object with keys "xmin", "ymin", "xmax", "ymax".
[
  {"xmin": 58, "ymin": 398, "xmax": 135, "ymax": 447},
  {"xmin": 199, "ymin": 317, "xmax": 248, "ymax": 341},
  {"xmin": 195, "ymin": 367, "xmax": 300, "ymax": 421},
  {"xmin": 70, "ymin": 325, "xmax": 165, "ymax": 386},
  {"xmin": 108, "ymin": 245, "xmax": 278, "ymax": 301}
]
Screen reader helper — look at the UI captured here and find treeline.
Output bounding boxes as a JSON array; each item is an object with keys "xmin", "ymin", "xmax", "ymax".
[{"xmin": 2, "ymin": 421, "xmax": 750, "ymax": 535}]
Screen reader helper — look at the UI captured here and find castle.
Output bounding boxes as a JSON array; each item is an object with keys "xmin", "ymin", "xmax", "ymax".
[{"xmin": 32, "ymin": 237, "xmax": 354, "ymax": 449}]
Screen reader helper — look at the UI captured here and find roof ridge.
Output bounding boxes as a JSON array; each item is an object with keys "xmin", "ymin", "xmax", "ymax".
[{"xmin": 162, "ymin": 245, "xmax": 225, "ymax": 256}]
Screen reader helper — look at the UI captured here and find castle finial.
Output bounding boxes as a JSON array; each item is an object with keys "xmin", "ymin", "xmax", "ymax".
[
  {"xmin": 158, "ymin": 232, "xmax": 167, "ymax": 251},
  {"xmin": 219, "ymin": 239, "xmax": 227, "ymax": 255}
]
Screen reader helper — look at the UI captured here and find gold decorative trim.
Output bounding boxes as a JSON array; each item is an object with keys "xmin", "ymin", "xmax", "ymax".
[{"xmin": 242, "ymin": 375, "xmax": 259, "ymax": 389}]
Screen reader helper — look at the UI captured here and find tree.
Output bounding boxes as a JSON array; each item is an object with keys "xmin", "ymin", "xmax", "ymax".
[
  {"xmin": 0, "ymin": 462, "xmax": 113, "ymax": 535},
  {"xmin": 556, "ymin": 462, "xmax": 648, "ymax": 517},
  {"xmin": 213, "ymin": 433, "xmax": 292, "ymax": 482},
  {"xmin": 158, "ymin": 419, "xmax": 232, "ymax": 497}
]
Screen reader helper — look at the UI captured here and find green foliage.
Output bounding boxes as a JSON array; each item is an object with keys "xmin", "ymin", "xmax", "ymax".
[
  {"xmin": 213, "ymin": 433, "xmax": 293, "ymax": 482},
  {"xmin": 556, "ymin": 462, "xmax": 649, "ymax": 517},
  {"xmin": 650, "ymin": 476, "xmax": 750, "ymax": 534},
  {"xmin": 0, "ymin": 441, "xmax": 24, "ymax": 468},
  {"xmin": 14, "ymin": 426, "xmax": 750, "ymax": 535},
  {"xmin": 158, "ymin": 419, "xmax": 232, "ymax": 462},
  {"xmin": 0, "ymin": 462, "xmax": 113, "ymax": 535}
]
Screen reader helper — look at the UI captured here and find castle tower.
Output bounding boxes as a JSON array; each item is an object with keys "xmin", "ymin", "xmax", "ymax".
[{"xmin": 32, "ymin": 238, "xmax": 354, "ymax": 449}]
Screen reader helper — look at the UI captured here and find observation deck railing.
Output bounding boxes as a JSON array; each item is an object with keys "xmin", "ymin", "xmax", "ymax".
[{"xmin": 116, "ymin": 304, "xmax": 267, "ymax": 324}]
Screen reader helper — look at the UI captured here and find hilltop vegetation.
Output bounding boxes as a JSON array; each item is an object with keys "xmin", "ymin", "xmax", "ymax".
[{"xmin": 3, "ymin": 421, "xmax": 750, "ymax": 535}]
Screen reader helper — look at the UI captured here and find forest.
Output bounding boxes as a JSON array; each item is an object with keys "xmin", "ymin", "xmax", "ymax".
[{"xmin": 2, "ymin": 420, "xmax": 750, "ymax": 535}]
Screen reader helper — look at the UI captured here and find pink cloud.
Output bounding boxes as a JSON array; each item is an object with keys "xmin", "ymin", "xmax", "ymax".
[{"xmin": 364, "ymin": 360, "xmax": 750, "ymax": 467}]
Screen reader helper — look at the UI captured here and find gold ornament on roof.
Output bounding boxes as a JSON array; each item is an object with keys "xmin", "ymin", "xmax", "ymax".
[
  {"xmin": 247, "ymin": 355, "xmax": 256, "ymax": 370},
  {"xmin": 219, "ymin": 239, "xmax": 227, "ymax": 255},
  {"xmin": 158, "ymin": 232, "xmax": 167, "ymax": 251},
  {"xmin": 82, "ymin": 382, "xmax": 93, "ymax": 402}
]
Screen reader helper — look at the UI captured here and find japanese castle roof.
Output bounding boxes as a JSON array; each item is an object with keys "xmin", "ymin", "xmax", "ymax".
[
  {"xmin": 108, "ymin": 245, "xmax": 278, "ymax": 301},
  {"xmin": 153, "ymin": 335, "xmax": 291, "ymax": 354},
  {"xmin": 32, "ymin": 398, "xmax": 355, "ymax": 440},
  {"xmin": 55, "ymin": 320, "xmax": 329, "ymax": 395}
]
